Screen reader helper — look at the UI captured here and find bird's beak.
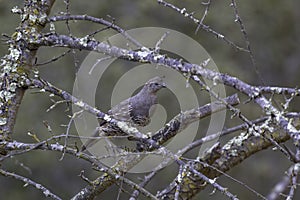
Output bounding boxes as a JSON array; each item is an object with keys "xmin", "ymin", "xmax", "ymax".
[{"xmin": 162, "ymin": 82, "xmax": 167, "ymax": 88}]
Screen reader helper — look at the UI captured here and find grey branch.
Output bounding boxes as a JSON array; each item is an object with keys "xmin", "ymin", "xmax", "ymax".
[{"xmin": 36, "ymin": 33, "xmax": 300, "ymax": 144}]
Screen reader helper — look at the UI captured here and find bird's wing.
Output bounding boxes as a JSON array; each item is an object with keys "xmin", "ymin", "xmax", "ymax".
[
  {"xmin": 108, "ymin": 98, "xmax": 133, "ymax": 123},
  {"xmin": 81, "ymin": 98, "xmax": 131, "ymax": 151},
  {"xmin": 130, "ymin": 115, "xmax": 150, "ymax": 126}
]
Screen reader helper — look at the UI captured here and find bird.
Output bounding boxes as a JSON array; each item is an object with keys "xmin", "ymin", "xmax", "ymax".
[{"xmin": 81, "ymin": 76, "xmax": 166, "ymax": 151}]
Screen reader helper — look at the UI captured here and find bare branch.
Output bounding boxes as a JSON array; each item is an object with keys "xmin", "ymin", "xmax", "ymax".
[
  {"xmin": 267, "ymin": 163, "xmax": 300, "ymax": 200},
  {"xmin": 48, "ymin": 15, "xmax": 143, "ymax": 48},
  {"xmin": 0, "ymin": 168, "xmax": 61, "ymax": 200},
  {"xmin": 157, "ymin": 0, "xmax": 248, "ymax": 52}
]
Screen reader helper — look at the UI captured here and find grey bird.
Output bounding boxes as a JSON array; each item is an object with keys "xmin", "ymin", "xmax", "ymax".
[{"xmin": 81, "ymin": 76, "xmax": 166, "ymax": 151}]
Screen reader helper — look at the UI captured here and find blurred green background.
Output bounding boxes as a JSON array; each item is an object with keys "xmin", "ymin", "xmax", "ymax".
[{"xmin": 1, "ymin": 0, "xmax": 300, "ymax": 199}]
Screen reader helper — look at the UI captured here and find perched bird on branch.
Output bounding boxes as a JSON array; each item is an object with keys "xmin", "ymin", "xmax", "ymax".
[{"xmin": 81, "ymin": 76, "xmax": 166, "ymax": 151}]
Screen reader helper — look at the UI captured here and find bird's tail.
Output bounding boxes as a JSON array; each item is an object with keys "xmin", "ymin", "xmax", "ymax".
[{"xmin": 81, "ymin": 128, "xmax": 101, "ymax": 151}]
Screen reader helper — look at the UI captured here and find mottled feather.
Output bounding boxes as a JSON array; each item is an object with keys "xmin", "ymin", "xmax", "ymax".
[{"xmin": 81, "ymin": 76, "xmax": 166, "ymax": 151}]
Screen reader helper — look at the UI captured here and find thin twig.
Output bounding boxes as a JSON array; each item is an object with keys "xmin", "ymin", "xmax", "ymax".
[
  {"xmin": 157, "ymin": 0, "xmax": 248, "ymax": 52},
  {"xmin": 0, "ymin": 169, "xmax": 62, "ymax": 200}
]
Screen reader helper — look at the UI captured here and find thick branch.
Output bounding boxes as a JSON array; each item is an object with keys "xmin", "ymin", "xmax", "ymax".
[
  {"xmin": 160, "ymin": 129, "xmax": 290, "ymax": 199},
  {"xmin": 37, "ymin": 33, "xmax": 300, "ymax": 143},
  {"xmin": 0, "ymin": 0, "xmax": 55, "ymax": 139}
]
